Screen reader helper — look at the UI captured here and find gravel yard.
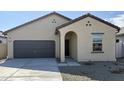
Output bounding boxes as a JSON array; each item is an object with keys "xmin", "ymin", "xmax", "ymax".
[
  {"xmin": 59, "ymin": 66, "xmax": 92, "ymax": 81},
  {"xmin": 58, "ymin": 61, "xmax": 124, "ymax": 81}
]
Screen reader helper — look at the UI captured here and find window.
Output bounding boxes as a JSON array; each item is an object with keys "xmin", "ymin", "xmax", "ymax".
[{"xmin": 92, "ymin": 33, "xmax": 103, "ymax": 52}]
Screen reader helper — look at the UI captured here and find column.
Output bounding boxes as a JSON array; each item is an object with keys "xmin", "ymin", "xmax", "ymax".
[{"xmin": 60, "ymin": 32, "xmax": 65, "ymax": 62}]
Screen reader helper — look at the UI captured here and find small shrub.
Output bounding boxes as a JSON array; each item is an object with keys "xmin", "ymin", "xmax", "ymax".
[
  {"xmin": 119, "ymin": 68, "xmax": 124, "ymax": 72},
  {"xmin": 110, "ymin": 68, "xmax": 124, "ymax": 74},
  {"xmin": 104, "ymin": 65, "xmax": 106, "ymax": 67},
  {"xmin": 108, "ymin": 67, "xmax": 111, "ymax": 69},
  {"xmin": 83, "ymin": 62, "xmax": 94, "ymax": 65},
  {"xmin": 110, "ymin": 69, "xmax": 122, "ymax": 74},
  {"xmin": 113, "ymin": 62, "xmax": 118, "ymax": 65}
]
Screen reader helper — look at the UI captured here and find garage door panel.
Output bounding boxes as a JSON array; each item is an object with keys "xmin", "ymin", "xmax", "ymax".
[{"xmin": 14, "ymin": 40, "xmax": 55, "ymax": 58}]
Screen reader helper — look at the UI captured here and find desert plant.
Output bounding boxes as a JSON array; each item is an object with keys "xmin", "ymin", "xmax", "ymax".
[
  {"xmin": 83, "ymin": 62, "xmax": 94, "ymax": 65},
  {"xmin": 110, "ymin": 68, "xmax": 124, "ymax": 74},
  {"xmin": 110, "ymin": 69, "xmax": 121, "ymax": 74}
]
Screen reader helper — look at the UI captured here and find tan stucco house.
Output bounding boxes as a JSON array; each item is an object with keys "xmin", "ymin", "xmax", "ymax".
[{"xmin": 4, "ymin": 12, "xmax": 120, "ymax": 62}]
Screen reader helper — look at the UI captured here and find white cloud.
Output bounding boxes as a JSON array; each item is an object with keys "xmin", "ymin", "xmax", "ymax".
[{"xmin": 109, "ymin": 14, "xmax": 124, "ymax": 27}]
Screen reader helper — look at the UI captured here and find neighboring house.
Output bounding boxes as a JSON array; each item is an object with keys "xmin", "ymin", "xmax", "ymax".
[
  {"xmin": 0, "ymin": 31, "xmax": 6, "ymax": 44},
  {"xmin": 3, "ymin": 12, "xmax": 120, "ymax": 62},
  {"xmin": 116, "ymin": 27, "xmax": 124, "ymax": 58}
]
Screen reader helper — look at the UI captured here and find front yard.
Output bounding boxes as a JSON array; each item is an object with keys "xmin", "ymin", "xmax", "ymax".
[{"xmin": 58, "ymin": 60, "xmax": 124, "ymax": 81}]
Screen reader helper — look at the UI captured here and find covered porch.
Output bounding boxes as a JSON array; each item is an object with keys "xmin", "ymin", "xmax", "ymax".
[{"xmin": 57, "ymin": 31, "xmax": 78, "ymax": 62}]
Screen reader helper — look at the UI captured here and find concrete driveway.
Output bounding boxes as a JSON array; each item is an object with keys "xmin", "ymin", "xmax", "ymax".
[{"xmin": 0, "ymin": 58, "xmax": 62, "ymax": 81}]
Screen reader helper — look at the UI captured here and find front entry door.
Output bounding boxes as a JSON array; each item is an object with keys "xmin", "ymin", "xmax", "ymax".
[{"xmin": 65, "ymin": 40, "xmax": 70, "ymax": 57}]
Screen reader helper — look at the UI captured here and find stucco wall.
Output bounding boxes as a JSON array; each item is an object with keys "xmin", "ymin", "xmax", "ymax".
[
  {"xmin": 70, "ymin": 33, "xmax": 77, "ymax": 60},
  {"xmin": 59, "ymin": 17, "xmax": 117, "ymax": 61},
  {"xmin": 7, "ymin": 14, "xmax": 69, "ymax": 58}
]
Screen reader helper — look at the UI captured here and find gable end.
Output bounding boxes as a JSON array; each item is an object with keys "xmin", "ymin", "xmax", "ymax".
[
  {"xmin": 56, "ymin": 13, "xmax": 120, "ymax": 34},
  {"xmin": 3, "ymin": 12, "xmax": 71, "ymax": 35}
]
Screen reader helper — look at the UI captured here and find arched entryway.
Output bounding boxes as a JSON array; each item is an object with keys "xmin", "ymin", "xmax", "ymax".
[{"xmin": 65, "ymin": 31, "xmax": 77, "ymax": 60}]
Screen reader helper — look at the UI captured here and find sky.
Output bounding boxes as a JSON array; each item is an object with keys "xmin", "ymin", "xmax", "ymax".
[{"xmin": 0, "ymin": 11, "xmax": 124, "ymax": 31}]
